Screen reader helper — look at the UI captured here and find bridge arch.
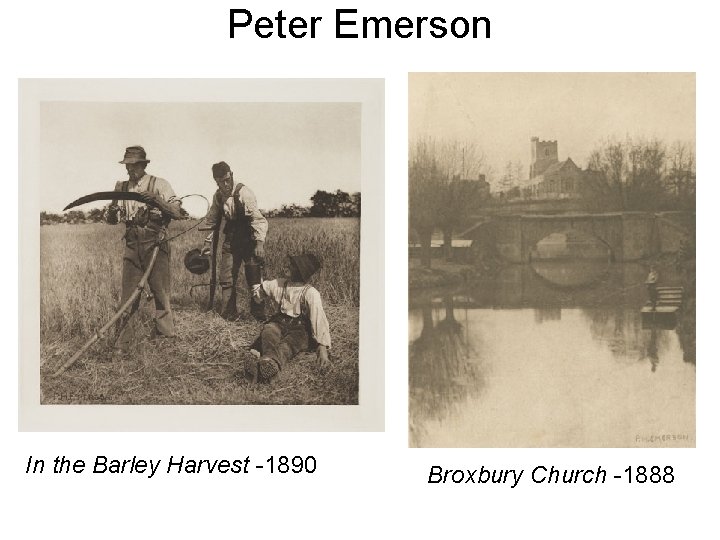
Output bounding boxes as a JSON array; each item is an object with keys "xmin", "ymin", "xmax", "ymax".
[
  {"xmin": 520, "ymin": 214, "xmax": 624, "ymax": 264},
  {"xmin": 529, "ymin": 228, "xmax": 615, "ymax": 263}
]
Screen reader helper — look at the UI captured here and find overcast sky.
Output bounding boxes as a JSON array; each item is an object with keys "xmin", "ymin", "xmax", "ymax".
[
  {"xmin": 409, "ymin": 73, "xmax": 695, "ymax": 183},
  {"xmin": 40, "ymin": 102, "xmax": 361, "ymax": 216}
]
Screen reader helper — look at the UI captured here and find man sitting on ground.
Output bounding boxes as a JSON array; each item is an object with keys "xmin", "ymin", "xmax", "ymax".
[{"xmin": 245, "ymin": 253, "xmax": 331, "ymax": 383}]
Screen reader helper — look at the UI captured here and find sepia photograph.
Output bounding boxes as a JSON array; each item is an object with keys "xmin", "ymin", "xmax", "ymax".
[
  {"xmin": 409, "ymin": 73, "xmax": 695, "ymax": 447},
  {"xmin": 19, "ymin": 79, "xmax": 384, "ymax": 430}
]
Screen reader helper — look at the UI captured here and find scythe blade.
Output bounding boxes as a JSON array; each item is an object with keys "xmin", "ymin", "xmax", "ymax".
[{"xmin": 64, "ymin": 191, "xmax": 189, "ymax": 220}]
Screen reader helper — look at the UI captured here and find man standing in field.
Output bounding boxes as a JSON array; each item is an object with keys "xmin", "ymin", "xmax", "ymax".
[
  {"xmin": 106, "ymin": 145, "xmax": 181, "ymax": 353},
  {"xmin": 200, "ymin": 161, "xmax": 268, "ymax": 320},
  {"xmin": 245, "ymin": 253, "xmax": 331, "ymax": 383}
]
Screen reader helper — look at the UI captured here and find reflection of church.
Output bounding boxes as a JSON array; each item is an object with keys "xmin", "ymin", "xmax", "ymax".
[{"xmin": 521, "ymin": 137, "xmax": 599, "ymax": 200}]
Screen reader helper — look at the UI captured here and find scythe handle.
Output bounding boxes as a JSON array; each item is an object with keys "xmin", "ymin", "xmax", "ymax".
[
  {"xmin": 207, "ymin": 225, "xmax": 220, "ymax": 311},
  {"xmin": 52, "ymin": 244, "xmax": 161, "ymax": 377}
]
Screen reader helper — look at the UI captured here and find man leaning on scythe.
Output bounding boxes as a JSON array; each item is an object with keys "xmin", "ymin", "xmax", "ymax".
[
  {"xmin": 105, "ymin": 145, "xmax": 183, "ymax": 355},
  {"xmin": 52, "ymin": 145, "xmax": 190, "ymax": 376},
  {"xmin": 53, "ymin": 146, "xmax": 188, "ymax": 377},
  {"xmin": 189, "ymin": 161, "xmax": 268, "ymax": 320}
]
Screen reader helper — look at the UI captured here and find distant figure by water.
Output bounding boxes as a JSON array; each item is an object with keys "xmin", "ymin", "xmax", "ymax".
[{"xmin": 645, "ymin": 266, "xmax": 659, "ymax": 310}]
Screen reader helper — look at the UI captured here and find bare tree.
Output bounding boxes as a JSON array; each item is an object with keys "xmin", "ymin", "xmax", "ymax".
[
  {"xmin": 666, "ymin": 141, "xmax": 696, "ymax": 210},
  {"xmin": 437, "ymin": 179, "xmax": 487, "ymax": 260},
  {"xmin": 583, "ymin": 136, "xmax": 669, "ymax": 212},
  {"xmin": 436, "ymin": 141, "xmax": 490, "ymax": 260},
  {"xmin": 436, "ymin": 140, "xmax": 489, "ymax": 181},
  {"xmin": 410, "ymin": 137, "xmax": 491, "ymax": 264},
  {"xmin": 409, "ymin": 137, "xmax": 443, "ymax": 267}
]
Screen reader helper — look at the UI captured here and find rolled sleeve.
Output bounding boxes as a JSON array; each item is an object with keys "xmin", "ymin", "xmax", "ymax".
[{"xmin": 305, "ymin": 287, "xmax": 331, "ymax": 349}]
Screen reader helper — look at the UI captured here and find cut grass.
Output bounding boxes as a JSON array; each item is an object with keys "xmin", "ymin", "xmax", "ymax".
[{"xmin": 40, "ymin": 218, "xmax": 359, "ymax": 405}]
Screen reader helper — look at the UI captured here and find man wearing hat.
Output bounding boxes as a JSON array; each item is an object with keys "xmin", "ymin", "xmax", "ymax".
[
  {"xmin": 106, "ymin": 145, "xmax": 181, "ymax": 352},
  {"xmin": 200, "ymin": 161, "xmax": 268, "ymax": 320},
  {"xmin": 245, "ymin": 253, "xmax": 331, "ymax": 383}
]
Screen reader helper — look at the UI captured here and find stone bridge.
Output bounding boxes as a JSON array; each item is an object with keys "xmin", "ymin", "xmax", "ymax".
[{"xmin": 462, "ymin": 211, "xmax": 691, "ymax": 263}]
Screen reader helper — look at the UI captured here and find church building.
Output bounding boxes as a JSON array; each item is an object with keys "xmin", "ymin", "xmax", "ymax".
[{"xmin": 522, "ymin": 137, "xmax": 586, "ymax": 200}]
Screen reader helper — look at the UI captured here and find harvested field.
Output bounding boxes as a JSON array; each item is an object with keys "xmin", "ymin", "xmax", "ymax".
[{"xmin": 40, "ymin": 217, "xmax": 359, "ymax": 405}]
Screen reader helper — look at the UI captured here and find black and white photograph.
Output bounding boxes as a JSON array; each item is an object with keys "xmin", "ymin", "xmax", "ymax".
[
  {"xmin": 409, "ymin": 73, "xmax": 696, "ymax": 447},
  {"xmin": 20, "ymin": 79, "xmax": 384, "ymax": 429}
]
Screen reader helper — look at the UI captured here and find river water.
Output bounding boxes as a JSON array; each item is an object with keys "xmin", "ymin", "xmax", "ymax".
[{"xmin": 408, "ymin": 262, "xmax": 695, "ymax": 448}]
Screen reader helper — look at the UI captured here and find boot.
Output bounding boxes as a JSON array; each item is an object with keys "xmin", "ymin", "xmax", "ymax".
[{"xmin": 258, "ymin": 356, "xmax": 280, "ymax": 383}]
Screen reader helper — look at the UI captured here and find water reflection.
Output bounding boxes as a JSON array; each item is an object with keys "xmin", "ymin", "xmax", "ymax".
[
  {"xmin": 409, "ymin": 262, "xmax": 695, "ymax": 448},
  {"xmin": 409, "ymin": 295, "xmax": 484, "ymax": 448},
  {"xmin": 531, "ymin": 260, "xmax": 610, "ymax": 288},
  {"xmin": 646, "ymin": 327, "xmax": 659, "ymax": 372},
  {"xmin": 532, "ymin": 230, "xmax": 611, "ymax": 261},
  {"xmin": 410, "ymin": 263, "xmax": 683, "ymax": 310}
]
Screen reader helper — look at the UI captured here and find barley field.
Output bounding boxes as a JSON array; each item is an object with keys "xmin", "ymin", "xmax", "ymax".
[{"xmin": 40, "ymin": 217, "xmax": 359, "ymax": 405}]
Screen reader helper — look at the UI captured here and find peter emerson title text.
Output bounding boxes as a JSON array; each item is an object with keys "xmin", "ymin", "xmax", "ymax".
[{"xmin": 229, "ymin": 9, "xmax": 491, "ymax": 39}]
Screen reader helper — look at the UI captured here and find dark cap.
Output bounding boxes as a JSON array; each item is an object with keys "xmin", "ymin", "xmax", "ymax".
[
  {"xmin": 119, "ymin": 146, "xmax": 150, "ymax": 164},
  {"xmin": 212, "ymin": 161, "xmax": 232, "ymax": 179},
  {"xmin": 289, "ymin": 253, "xmax": 322, "ymax": 282}
]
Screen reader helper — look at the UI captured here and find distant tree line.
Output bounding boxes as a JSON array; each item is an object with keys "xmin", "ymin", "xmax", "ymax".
[
  {"xmin": 40, "ymin": 190, "xmax": 361, "ymax": 224},
  {"xmin": 310, "ymin": 190, "xmax": 361, "ymax": 217},
  {"xmin": 581, "ymin": 137, "xmax": 695, "ymax": 212},
  {"xmin": 40, "ymin": 209, "xmax": 105, "ymax": 225},
  {"xmin": 265, "ymin": 190, "xmax": 361, "ymax": 218}
]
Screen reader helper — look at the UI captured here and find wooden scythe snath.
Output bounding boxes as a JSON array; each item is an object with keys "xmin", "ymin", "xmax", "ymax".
[
  {"xmin": 51, "ymin": 190, "xmax": 217, "ymax": 376},
  {"xmin": 52, "ymin": 245, "xmax": 161, "ymax": 377},
  {"xmin": 207, "ymin": 223, "xmax": 220, "ymax": 312},
  {"xmin": 52, "ymin": 189, "xmax": 193, "ymax": 377}
]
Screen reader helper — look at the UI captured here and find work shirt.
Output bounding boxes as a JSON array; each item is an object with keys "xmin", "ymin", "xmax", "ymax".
[
  {"xmin": 259, "ymin": 278, "xmax": 331, "ymax": 348},
  {"xmin": 113, "ymin": 174, "xmax": 178, "ymax": 221},
  {"xmin": 205, "ymin": 183, "xmax": 268, "ymax": 242}
]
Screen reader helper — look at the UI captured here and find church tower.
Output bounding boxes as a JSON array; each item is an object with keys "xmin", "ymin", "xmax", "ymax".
[{"xmin": 529, "ymin": 137, "xmax": 559, "ymax": 178}]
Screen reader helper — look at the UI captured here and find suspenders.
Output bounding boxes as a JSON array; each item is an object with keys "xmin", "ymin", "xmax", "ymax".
[
  {"xmin": 121, "ymin": 175, "xmax": 156, "ymax": 195},
  {"xmin": 232, "ymin": 182, "xmax": 247, "ymax": 223},
  {"xmin": 222, "ymin": 182, "xmax": 252, "ymax": 236},
  {"xmin": 278, "ymin": 282, "xmax": 312, "ymax": 318},
  {"xmin": 121, "ymin": 176, "xmax": 158, "ymax": 225}
]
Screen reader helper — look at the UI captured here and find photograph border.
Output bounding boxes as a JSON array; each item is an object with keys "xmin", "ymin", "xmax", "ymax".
[
  {"xmin": 407, "ymin": 72, "xmax": 695, "ymax": 447},
  {"xmin": 19, "ymin": 78, "xmax": 385, "ymax": 431}
]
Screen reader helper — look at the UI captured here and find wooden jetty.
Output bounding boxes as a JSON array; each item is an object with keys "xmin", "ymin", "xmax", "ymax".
[{"xmin": 641, "ymin": 286, "xmax": 683, "ymax": 327}]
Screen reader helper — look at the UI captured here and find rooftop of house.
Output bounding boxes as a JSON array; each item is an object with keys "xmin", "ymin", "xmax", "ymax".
[{"xmin": 526, "ymin": 157, "xmax": 580, "ymax": 186}]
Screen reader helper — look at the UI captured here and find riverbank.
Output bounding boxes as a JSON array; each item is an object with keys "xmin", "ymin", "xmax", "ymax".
[{"xmin": 409, "ymin": 257, "xmax": 500, "ymax": 289}]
